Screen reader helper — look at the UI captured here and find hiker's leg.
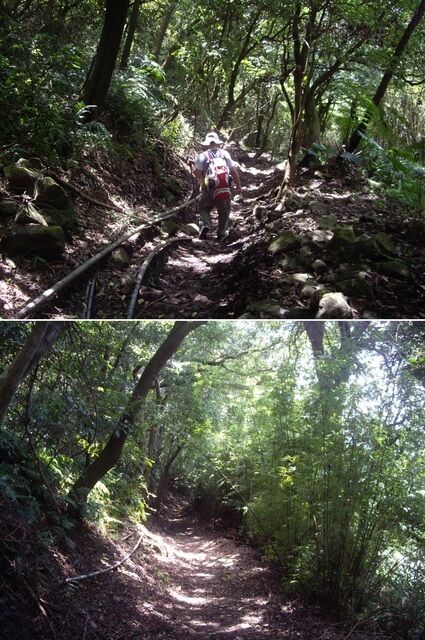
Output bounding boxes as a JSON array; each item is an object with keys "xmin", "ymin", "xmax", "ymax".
[
  {"xmin": 216, "ymin": 199, "xmax": 231, "ymax": 238},
  {"xmin": 198, "ymin": 191, "xmax": 214, "ymax": 230}
]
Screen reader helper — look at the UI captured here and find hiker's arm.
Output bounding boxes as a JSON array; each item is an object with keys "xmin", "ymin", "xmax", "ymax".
[
  {"xmin": 193, "ymin": 168, "xmax": 203, "ymax": 185},
  {"xmin": 230, "ymin": 167, "xmax": 242, "ymax": 192}
]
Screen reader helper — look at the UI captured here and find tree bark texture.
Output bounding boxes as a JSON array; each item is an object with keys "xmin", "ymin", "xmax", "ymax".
[{"xmin": 80, "ymin": 0, "xmax": 130, "ymax": 111}]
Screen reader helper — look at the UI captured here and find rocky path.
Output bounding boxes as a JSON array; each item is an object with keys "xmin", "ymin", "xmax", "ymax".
[
  {"xmin": 133, "ymin": 154, "xmax": 425, "ymax": 320},
  {"xmin": 3, "ymin": 147, "xmax": 424, "ymax": 318}
]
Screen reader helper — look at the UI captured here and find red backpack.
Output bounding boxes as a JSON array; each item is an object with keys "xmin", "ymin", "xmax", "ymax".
[{"xmin": 204, "ymin": 150, "xmax": 232, "ymax": 199}]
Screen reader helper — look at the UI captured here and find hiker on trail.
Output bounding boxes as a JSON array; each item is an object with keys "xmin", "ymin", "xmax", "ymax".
[{"xmin": 193, "ymin": 132, "xmax": 242, "ymax": 241}]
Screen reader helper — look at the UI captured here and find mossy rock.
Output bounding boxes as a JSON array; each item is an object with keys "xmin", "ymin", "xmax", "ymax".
[
  {"xmin": 180, "ymin": 223, "xmax": 199, "ymax": 237},
  {"xmin": 4, "ymin": 164, "xmax": 40, "ymax": 195},
  {"xmin": 327, "ymin": 226, "xmax": 356, "ymax": 251},
  {"xmin": 34, "ymin": 177, "xmax": 69, "ymax": 210},
  {"xmin": 336, "ymin": 277, "xmax": 375, "ymax": 302},
  {"xmin": 309, "ymin": 200, "xmax": 328, "ymax": 215},
  {"xmin": 268, "ymin": 230, "xmax": 301, "ymax": 254},
  {"xmin": 318, "ymin": 214, "xmax": 338, "ymax": 229},
  {"xmin": 161, "ymin": 220, "xmax": 179, "ymax": 235},
  {"xmin": 248, "ymin": 300, "xmax": 286, "ymax": 318},
  {"xmin": 1, "ymin": 224, "xmax": 65, "ymax": 260},
  {"xmin": 38, "ymin": 208, "xmax": 77, "ymax": 231},
  {"xmin": 363, "ymin": 232, "xmax": 398, "ymax": 260},
  {"xmin": 375, "ymin": 261, "xmax": 411, "ymax": 280}
]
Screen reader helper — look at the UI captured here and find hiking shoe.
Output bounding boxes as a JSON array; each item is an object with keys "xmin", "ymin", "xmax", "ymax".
[
  {"xmin": 217, "ymin": 231, "xmax": 229, "ymax": 243},
  {"xmin": 199, "ymin": 225, "xmax": 209, "ymax": 239}
]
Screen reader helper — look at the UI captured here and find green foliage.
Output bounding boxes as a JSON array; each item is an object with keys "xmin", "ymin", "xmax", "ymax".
[
  {"xmin": 105, "ymin": 62, "xmax": 166, "ymax": 145},
  {"xmin": 359, "ymin": 133, "xmax": 425, "ymax": 213},
  {"xmin": 0, "ymin": 27, "xmax": 86, "ymax": 163}
]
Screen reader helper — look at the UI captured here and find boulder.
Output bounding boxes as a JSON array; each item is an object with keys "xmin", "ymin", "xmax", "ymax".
[
  {"xmin": 298, "ymin": 245, "xmax": 314, "ymax": 267},
  {"xmin": 38, "ymin": 208, "xmax": 77, "ymax": 231},
  {"xmin": 1, "ymin": 225, "xmax": 65, "ymax": 260},
  {"xmin": 318, "ymin": 214, "xmax": 338, "ymax": 229},
  {"xmin": 404, "ymin": 220, "xmax": 425, "ymax": 245},
  {"xmin": 362, "ymin": 232, "xmax": 398, "ymax": 261},
  {"xmin": 328, "ymin": 226, "xmax": 356, "ymax": 251},
  {"xmin": 268, "ymin": 230, "xmax": 301, "ymax": 254},
  {"xmin": 315, "ymin": 291, "xmax": 354, "ymax": 318},
  {"xmin": 375, "ymin": 261, "xmax": 412, "ymax": 280},
  {"xmin": 161, "ymin": 220, "xmax": 179, "ymax": 235},
  {"xmin": 312, "ymin": 259, "xmax": 327, "ymax": 273},
  {"xmin": 346, "ymin": 233, "xmax": 371, "ymax": 261},
  {"xmin": 4, "ymin": 164, "xmax": 39, "ymax": 195},
  {"xmin": 309, "ymin": 200, "xmax": 328, "ymax": 215},
  {"xmin": 336, "ymin": 277, "xmax": 375, "ymax": 302},
  {"xmin": 34, "ymin": 176, "xmax": 69, "ymax": 210}
]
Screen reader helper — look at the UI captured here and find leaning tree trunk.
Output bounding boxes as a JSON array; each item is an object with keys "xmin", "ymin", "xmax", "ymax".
[
  {"xmin": 80, "ymin": 0, "xmax": 130, "ymax": 112},
  {"xmin": 0, "ymin": 321, "xmax": 67, "ymax": 428},
  {"xmin": 347, "ymin": 0, "xmax": 425, "ymax": 153},
  {"xmin": 68, "ymin": 321, "xmax": 205, "ymax": 515}
]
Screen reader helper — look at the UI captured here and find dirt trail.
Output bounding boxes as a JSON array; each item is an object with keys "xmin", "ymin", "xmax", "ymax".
[
  {"xmin": 4, "ymin": 492, "xmax": 392, "ymax": 640},
  {"xmin": 120, "ymin": 497, "xmax": 389, "ymax": 640},
  {"xmin": 145, "ymin": 508, "xmax": 287, "ymax": 639}
]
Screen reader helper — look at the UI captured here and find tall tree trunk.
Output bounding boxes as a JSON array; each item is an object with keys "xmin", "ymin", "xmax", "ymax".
[
  {"xmin": 278, "ymin": 1, "xmax": 309, "ymax": 197},
  {"xmin": 120, "ymin": 0, "xmax": 141, "ymax": 69},
  {"xmin": 80, "ymin": 0, "xmax": 130, "ymax": 112},
  {"xmin": 0, "ymin": 322, "xmax": 67, "ymax": 428},
  {"xmin": 153, "ymin": 0, "xmax": 179, "ymax": 62},
  {"xmin": 347, "ymin": 0, "xmax": 425, "ymax": 152},
  {"xmin": 155, "ymin": 443, "xmax": 185, "ymax": 510},
  {"xmin": 68, "ymin": 321, "xmax": 205, "ymax": 514}
]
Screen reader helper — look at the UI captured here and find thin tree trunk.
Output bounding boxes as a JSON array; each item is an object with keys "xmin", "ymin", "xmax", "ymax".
[
  {"xmin": 347, "ymin": 0, "xmax": 425, "ymax": 152},
  {"xmin": 155, "ymin": 443, "xmax": 185, "ymax": 510},
  {"xmin": 120, "ymin": 0, "xmax": 141, "ymax": 69},
  {"xmin": 153, "ymin": 0, "xmax": 179, "ymax": 62}
]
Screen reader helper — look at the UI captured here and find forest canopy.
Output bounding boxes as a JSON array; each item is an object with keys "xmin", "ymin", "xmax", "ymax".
[
  {"xmin": 0, "ymin": 0, "xmax": 424, "ymax": 195},
  {"xmin": 0, "ymin": 319, "xmax": 424, "ymax": 638}
]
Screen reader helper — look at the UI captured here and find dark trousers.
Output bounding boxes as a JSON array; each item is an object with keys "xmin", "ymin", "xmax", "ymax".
[{"xmin": 198, "ymin": 191, "xmax": 231, "ymax": 236}]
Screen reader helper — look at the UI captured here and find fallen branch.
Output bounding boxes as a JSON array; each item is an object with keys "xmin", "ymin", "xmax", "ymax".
[{"xmin": 63, "ymin": 527, "xmax": 145, "ymax": 586}]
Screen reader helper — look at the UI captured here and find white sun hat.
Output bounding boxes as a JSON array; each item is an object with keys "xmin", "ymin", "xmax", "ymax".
[{"xmin": 201, "ymin": 132, "xmax": 224, "ymax": 146}]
